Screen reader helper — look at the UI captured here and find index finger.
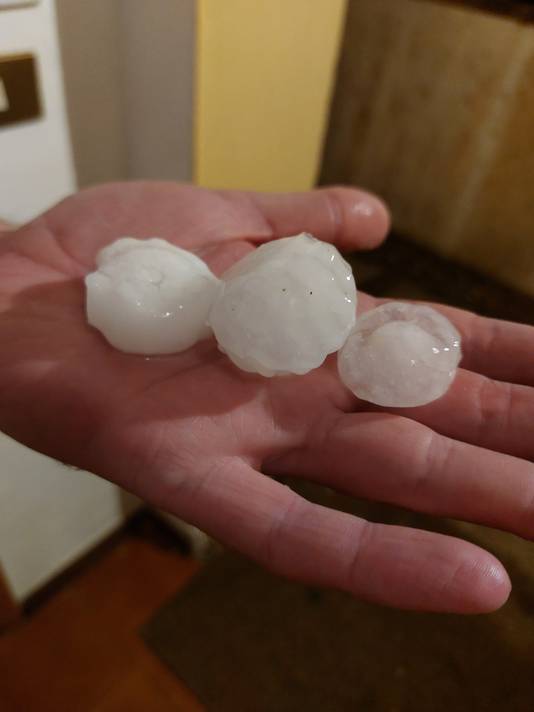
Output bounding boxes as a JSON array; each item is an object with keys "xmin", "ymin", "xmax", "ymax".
[
  {"xmin": 427, "ymin": 303, "xmax": 534, "ymax": 388},
  {"xmin": 230, "ymin": 186, "xmax": 390, "ymax": 251}
]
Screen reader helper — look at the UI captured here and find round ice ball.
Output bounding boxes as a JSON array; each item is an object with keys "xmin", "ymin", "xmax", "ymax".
[
  {"xmin": 209, "ymin": 233, "xmax": 357, "ymax": 377},
  {"xmin": 338, "ymin": 302, "xmax": 462, "ymax": 407},
  {"xmin": 85, "ymin": 237, "xmax": 220, "ymax": 355}
]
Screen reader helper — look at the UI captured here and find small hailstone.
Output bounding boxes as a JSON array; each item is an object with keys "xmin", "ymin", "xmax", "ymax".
[
  {"xmin": 338, "ymin": 302, "xmax": 462, "ymax": 407},
  {"xmin": 208, "ymin": 233, "xmax": 357, "ymax": 376},
  {"xmin": 85, "ymin": 237, "xmax": 219, "ymax": 355}
]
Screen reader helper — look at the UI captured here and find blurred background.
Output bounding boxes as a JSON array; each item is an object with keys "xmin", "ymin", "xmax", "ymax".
[{"xmin": 0, "ymin": 1, "xmax": 533, "ymax": 710}]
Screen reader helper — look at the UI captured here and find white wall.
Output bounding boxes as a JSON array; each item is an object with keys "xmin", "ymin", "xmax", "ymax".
[
  {"xmin": 119, "ymin": 0, "xmax": 195, "ymax": 181},
  {"xmin": 55, "ymin": 0, "xmax": 195, "ymax": 187},
  {"xmin": 0, "ymin": 0, "xmax": 134, "ymax": 601},
  {"xmin": 53, "ymin": 0, "xmax": 127, "ymax": 187},
  {"xmin": 0, "ymin": 0, "xmax": 75, "ymax": 222}
]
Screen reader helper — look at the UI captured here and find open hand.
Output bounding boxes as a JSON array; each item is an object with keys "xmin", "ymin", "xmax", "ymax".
[{"xmin": 1, "ymin": 182, "xmax": 532, "ymax": 613}]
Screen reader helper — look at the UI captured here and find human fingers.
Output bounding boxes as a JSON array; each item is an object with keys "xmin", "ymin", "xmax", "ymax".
[
  {"xmin": 267, "ymin": 412, "xmax": 534, "ymax": 543},
  {"xmin": 195, "ymin": 239, "xmax": 255, "ymax": 275},
  {"xmin": 432, "ymin": 303, "xmax": 534, "ymax": 387},
  {"xmin": 229, "ymin": 185, "xmax": 390, "ymax": 251},
  {"xmin": 347, "ymin": 295, "xmax": 534, "ymax": 459},
  {"xmin": 383, "ymin": 369, "xmax": 534, "ymax": 461},
  {"xmin": 0, "ymin": 218, "xmax": 14, "ymax": 233},
  {"xmin": 154, "ymin": 455, "xmax": 509, "ymax": 613},
  {"xmin": 372, "ymin": 297, "xmax": 534, "ymax": 387}
]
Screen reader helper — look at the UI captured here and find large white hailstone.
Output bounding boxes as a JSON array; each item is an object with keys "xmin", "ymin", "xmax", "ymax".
[
  {"xmin": 338, "ymin": 302, "xmax": 462, "ymax": 407},
  {"xmin": 209, "ymin": 233, "xmax": 357, "ymax": 376},
  {"xmin": 86, "ymin": 237, "xmax": 220, "ymax": 355}
]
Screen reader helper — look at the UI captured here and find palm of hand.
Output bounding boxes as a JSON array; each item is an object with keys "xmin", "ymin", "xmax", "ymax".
[{"xmin": 1, "ymin": 182, "xmax": 533, "ymax": 613}]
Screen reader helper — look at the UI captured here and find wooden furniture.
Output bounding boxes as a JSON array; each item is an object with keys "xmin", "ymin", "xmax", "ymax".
[{"xmin": 321, "ymin": 0, "xmax": 534, "ymax": 297}]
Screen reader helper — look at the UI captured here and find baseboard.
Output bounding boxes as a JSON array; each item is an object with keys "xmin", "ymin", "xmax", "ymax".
[
  {"xmin": 0, "ymin": 562, "xmax": 19, "ymax": 632},
  {"xmin": 154, "ymin": 512, "xmax": 214, "ymax": 560}
]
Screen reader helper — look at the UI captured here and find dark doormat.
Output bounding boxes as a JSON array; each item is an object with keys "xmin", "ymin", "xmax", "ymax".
[{"xmin": 142, "ymin": 488, "xmax": 534, "ymax": 712}]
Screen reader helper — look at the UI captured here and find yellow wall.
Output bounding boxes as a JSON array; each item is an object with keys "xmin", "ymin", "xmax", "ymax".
[{"xmin": 195, "ymin": 0, "xmax": 347, "ymax": 191}]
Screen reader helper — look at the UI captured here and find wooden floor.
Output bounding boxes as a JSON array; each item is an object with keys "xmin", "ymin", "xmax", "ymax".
[{"xmin": 0, "ymin": 516, "xmax": 204, "ymax": 711}]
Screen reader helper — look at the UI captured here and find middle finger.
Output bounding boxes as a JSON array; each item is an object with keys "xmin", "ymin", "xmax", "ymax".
[
  {"xmin": 375, "ymin": 368, "xmax": 534, "ymax": 462},
  {"xmin": 265, "ymin": 411, "xmax": 534, "ymax": 542}
]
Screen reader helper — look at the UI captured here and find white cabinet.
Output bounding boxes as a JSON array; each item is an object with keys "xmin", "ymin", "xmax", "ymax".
[
  {"xmin": 0, "ymin": 0, "xmax": 131, "ymax": 601},
  {"xmin": 0, "ymin": 434, "xmax": 135, "ymax": 600}
]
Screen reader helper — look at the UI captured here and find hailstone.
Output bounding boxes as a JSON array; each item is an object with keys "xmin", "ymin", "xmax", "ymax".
[
  {"xmin": 208, "ymin": 233, "xmax": 357, "ymax": 376},
  {"xmin": 85, "ymin": 237, "xmax": 219, "ymax": 355},
  {"xmin": 338, "ymin": 302, "xmax": 462, "ymax": 407}
]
